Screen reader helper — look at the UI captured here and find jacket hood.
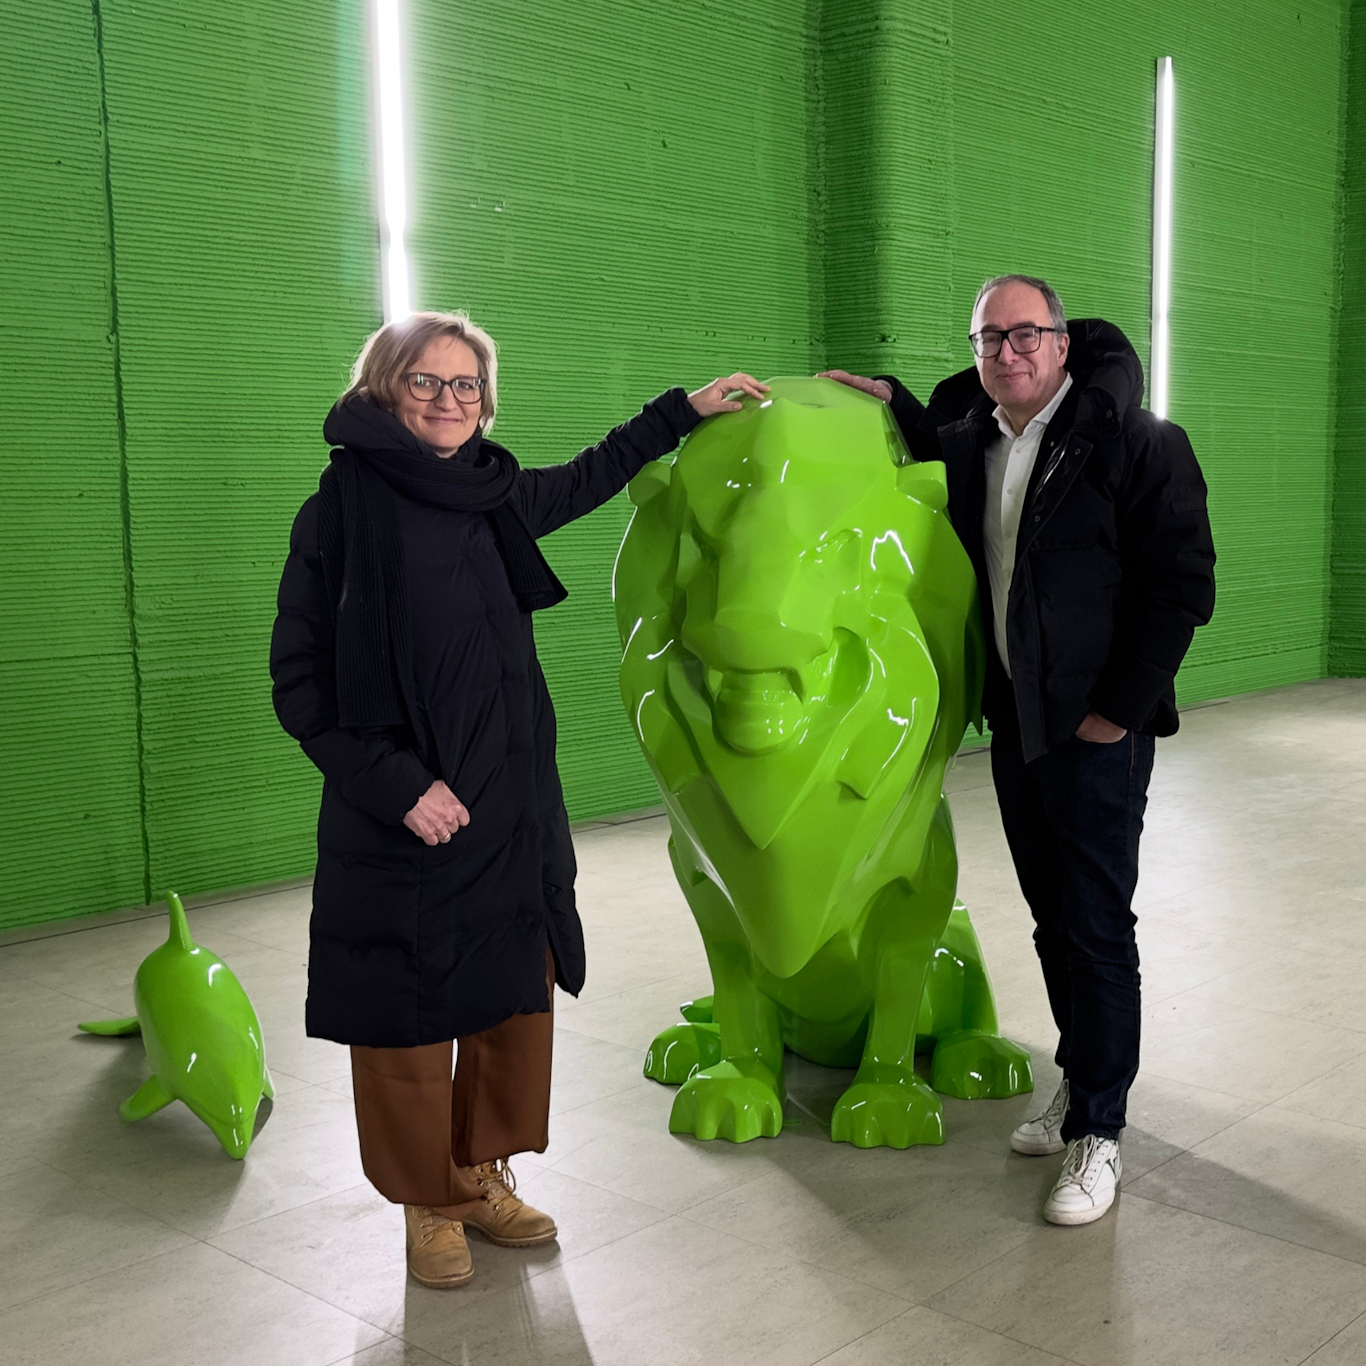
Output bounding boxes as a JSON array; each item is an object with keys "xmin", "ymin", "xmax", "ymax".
[{"xmin": 926, "ymin": 318, "xmax": 1145, "ymax": 439}]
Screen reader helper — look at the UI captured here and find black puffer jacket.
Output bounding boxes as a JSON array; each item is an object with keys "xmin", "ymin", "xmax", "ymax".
[
  {"xmin": 880, "ymin": 320, "xmax": 1216, "ymax": 762},
  {"xmin": 270, "ymin": 389, "xmax": 701, "ymax": 1046}
]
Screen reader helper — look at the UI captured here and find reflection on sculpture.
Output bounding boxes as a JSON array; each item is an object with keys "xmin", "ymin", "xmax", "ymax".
[
  {"xmin": 78, "ymin": 892, "xmax": 273, "ymax": 1158},
  {"xmin": 614, "ymin": 377, "xmax": 1031, "ymax": 1146}
]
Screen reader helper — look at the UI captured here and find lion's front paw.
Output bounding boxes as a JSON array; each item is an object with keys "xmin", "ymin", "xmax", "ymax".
[
  {"xmin": 643, "ymin": 1021, "xmax": 722, "ymax": 1085},
  {"xmin": 830, "ymin": 1068, "xmax": 944, "ymax": 1148},
  {"xmin": 930, "ymin": 1031, "xmax": 1033, "ymax": 1099},
  {"xmin": 669, "ymin": 1059, "xmax": 783, "ymax": 1142}
]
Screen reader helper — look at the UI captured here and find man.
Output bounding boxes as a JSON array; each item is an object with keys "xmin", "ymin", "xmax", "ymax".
[{"xmin": 822, "ymin": 275, "xmax": 1215, "ymax": 1225}]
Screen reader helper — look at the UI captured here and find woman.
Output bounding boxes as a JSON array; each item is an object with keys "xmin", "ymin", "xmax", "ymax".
[{"xmin": 270, "ymin": 309, "xmax": 765, "ymax": 1288}]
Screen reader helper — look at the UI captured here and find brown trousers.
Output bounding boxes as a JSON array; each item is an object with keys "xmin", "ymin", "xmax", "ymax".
[{"xmin": 350, "ymin": 950, "xmax": 555, "ymax": 1220}]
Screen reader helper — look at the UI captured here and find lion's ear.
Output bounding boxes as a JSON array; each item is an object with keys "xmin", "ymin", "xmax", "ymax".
[
  {"xmin": 629, "ymin": 461, "xmax": 673, "ymax": 507},
  {"xmin": 896, "ymin": 460, "xmax": 949, "ymax": 512}
]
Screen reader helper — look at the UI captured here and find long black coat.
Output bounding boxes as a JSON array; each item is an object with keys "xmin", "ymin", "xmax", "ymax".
[
  {"xmin": 880, "ymin": 320, "xmax": 1216, "ymax": 762},
  {"xmin": 271, "ymin": 389, "xmax": 701, "ymax": 1046}
]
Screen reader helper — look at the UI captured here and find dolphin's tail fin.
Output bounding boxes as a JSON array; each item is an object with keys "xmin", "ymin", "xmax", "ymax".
[
  {"xmin": 165, "ymin": 891, "xmax": 194, "ymax": 952},
  {"xmin": 78, "ymin": 1016, "xmax": 141, "ymax": 1036}
]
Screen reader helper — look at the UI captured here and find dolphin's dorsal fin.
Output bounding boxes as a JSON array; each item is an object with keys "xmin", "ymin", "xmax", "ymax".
[{"xmin": 165, "ymin": 891, "xmax": 194, "ymax": 952}]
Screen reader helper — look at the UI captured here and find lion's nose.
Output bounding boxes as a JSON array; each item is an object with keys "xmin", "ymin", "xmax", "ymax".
[{"xmin": 687, "ymin": 607, "xmax": 827, "ymax": 672}]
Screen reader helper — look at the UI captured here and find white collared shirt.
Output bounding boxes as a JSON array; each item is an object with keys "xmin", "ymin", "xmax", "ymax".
[{"xmin": 982, "ymin": 373, "xmax": 1073, "ymax": 676}]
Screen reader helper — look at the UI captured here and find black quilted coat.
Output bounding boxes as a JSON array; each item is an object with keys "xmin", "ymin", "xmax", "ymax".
[
  {"xmin": 879, "ymin": 320, "xmax": 1216, "ymax": 763},
  {"xmin": 270, "ymin": 389, "xmax": 700, "ymax": 1046}
]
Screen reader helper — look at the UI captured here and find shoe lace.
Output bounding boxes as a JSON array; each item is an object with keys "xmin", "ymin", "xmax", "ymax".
[
  {"xmin": 474, "ymin": 1158, "xmax": 518, "ymax": 1209},
  {"xmin": 1060, "ymin": 1135, "xmax": 1112, "ymax": 1193},
  {"xmin": 1042, "ymin": 1079, "xmax": 1070, "ymax": 1125},
  {"xmin": 412, "ymin": 1205, "xmax": 449, "ymax": 1248}
]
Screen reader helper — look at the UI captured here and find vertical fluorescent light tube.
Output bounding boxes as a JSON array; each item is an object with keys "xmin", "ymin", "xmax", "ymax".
[
  {"xmin": 1151, "ymin": 55, "xmax": 1175, "ymax": 419},
  {"xmin": 375, "ymin": 0, "xmax": 411, "ymax": 320}
]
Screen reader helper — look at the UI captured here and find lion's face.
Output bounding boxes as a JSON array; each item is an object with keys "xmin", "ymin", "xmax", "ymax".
[{"xmin": 615, "ymin": 378, "xmax": 980, "ymax": 977}]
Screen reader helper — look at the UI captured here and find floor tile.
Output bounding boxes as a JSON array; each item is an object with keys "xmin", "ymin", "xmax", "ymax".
[
  {"xmin": 1277, "ymin": 1051, "xmax": 1366, "ymax": 1131},
  {"xmin": 927, "ymin": 1194, "xmax": 1366, "ymax": 1366},
  {"xmin": 1140, "ymin": 990, "xmax": 1366, "ymax": 1103},
  {"xmin": 0, "ymin": 991, "xmax": 151, "ymax": 1106},
  {"xmin": 684, "ymin": 1136, "xmax": 1049, "ymax": 1300},
  {"xmin": 208, "ymin": 1168, "xmax": 667, "ymax": 1335},
  {"xmin": 1127, "ymin": 1105, "xmax": 1366, "ymax": 1264},
  {"xmin": 1138, "ymin": 859, "xmax": 1366, "ymax": 952},
  {"xmin": 403, "ymin": 1215, "xmax": 910, "ymax": 1366},
  {"xmin": 0, "ymin": 1164, "xmax": 193, "ymax": 1312},
  {"xmin": 208, "ymin": 1184, "xmax": 543, "ymax": 1334},
  {"xmin": 1180, "ymin": 940, "xmax": 1366, "ymax": 1033},
  {"xmin": 943, "ymin": 751, "xmax": 995, "ymax": 794},
  {"xmin": 5, "ymin": 679, "xmax": 1366, "ymax": 1365},
  {"xmin": 332, "ymin": 1343, "xmax": 450, "ymax": 1366},
  {"xmin": 539, "ymin": 1080, "xmax": 784, "ymax": 1214},
  {"xmin": 191, "ymin": 887, "xmax": 313, "ymax": 955},
  {"xmin": 1301, "ymin": 1310, "xmax": 1366, "ymax": 1365},
  {"xmin": 1133, "ymin": 920, "xmax": 1277, "ymax": 1006},
  {"xmin": 930, "ymin": 1059, "xmax": 1063, "ymax": 1160},
  {"xmin": 572, "ymin": 918, "xmax": 708, "ymax": 1006},
  {"xmin": 41, "ymin": 1082, "xmax": 366, "ymax": 1239},
  {"xmin": 545, "ymin": 1029, "xmax": 653, "ymax": 1116},
  {"xmin": 816, "ymin": 1305, "xmax": 1069, "ymax": 1365},
  {"xmin": 249, "ymin": 1002, "xmax": 355, "ymax": 1085},
  {"xmin": 0, "ymin": 1240, "xmax": 386, "ymax": 1366},
  {"xmin": 0, "ymin": 918, "xmax": 273, "ymax": 1016},
  {"xmin": 555, "ymin": 970, "xmax": 709, "ymax": 1052},
  {"xmin": 1119, "ymin": 1072, "xmax": 1262, "ymax": 1153}
]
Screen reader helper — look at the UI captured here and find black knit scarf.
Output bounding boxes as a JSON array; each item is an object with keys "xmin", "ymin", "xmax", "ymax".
[{"xmin": 316, "ymin": 394, "xmax": 566, "ymax": 729}]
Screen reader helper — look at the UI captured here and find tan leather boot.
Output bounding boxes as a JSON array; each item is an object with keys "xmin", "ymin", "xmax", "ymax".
[
  {"xmin": 460, "ymin": 1160, "xmax": 558, "ymax": 1247},
  {"xmin": 404, "ymin": 1204, "xmax": 474, "ymax": 1287}
]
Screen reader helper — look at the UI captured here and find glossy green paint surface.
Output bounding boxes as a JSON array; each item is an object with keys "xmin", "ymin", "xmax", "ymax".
[
  {"xmin": 615, "ymin": 377, "xmax": 1030, "ymax": 1146},
  {"xmin": 78, "ymin": 893, "xmax": 273, "ymax": 1158}
]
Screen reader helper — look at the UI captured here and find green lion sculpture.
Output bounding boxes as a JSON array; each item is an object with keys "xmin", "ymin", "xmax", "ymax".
[{"xmin": 613, "ymin": 376, "xmax": 1031, "ymax": 1147}]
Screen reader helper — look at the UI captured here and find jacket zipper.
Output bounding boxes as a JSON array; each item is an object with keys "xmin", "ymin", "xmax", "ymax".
[{"xmin": 1033, "ymin": 443, "xmax": 1067, "ymax": 500}]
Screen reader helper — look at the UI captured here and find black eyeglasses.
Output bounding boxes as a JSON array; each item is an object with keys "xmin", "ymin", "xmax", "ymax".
[
  {"xmin": 403, "ymin": 373, "xmax": 486, "ymax": 405},
  {"xmin": 968, "ymin": 325, "xmax": 1063, "ymax": 359}
]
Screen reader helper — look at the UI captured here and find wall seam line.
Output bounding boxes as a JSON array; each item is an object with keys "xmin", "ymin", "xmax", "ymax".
[
  {"xmin": 91, "ymin": 0, "xmax": 152, "ymax": 906},
  {"xmin": 1325, "ymin": 0, "xmax": 1350, "ymax": 673}
]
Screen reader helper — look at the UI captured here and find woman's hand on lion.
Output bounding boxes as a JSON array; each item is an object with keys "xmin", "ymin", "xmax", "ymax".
[
  {"xmin": 688, "ymin": 373, "xmax": 770, "ymax": 416},
  {"xmin": 404, "ymin": 780, "xmax": 471, "ymax": 845},
  {"xmin": 817, "ymin": 370, "xmax": 893, "ymax": 403}
]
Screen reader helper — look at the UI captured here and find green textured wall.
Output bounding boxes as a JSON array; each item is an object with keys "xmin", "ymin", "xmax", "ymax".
[
  {"xmin": 1333, "ymin": 0, "xmax": 1366, "ymax": 673},
  {"xmin": 1152, "ymin": 2, "xmax": 1343, "ymax": 698},
  {"xmin": 96, "ymin": 0, "xmax": 379, "ymax": 903},
  {"xmin": 407, "ymin": 0, "xmax": 823, "ymax": 817},
  {"xmin": 817, "ymin": 0, "xmax": 956, "ymax": 385},
  {"xmin": 1, "ymin": 0, "xmax": 1359, "ymax": 930},
  {"xmin": 819, "ymin": 0, "xmax": 1345, "ymax": 701},
  {"xmin": 0, "ymin": 0, "xmax": 147, "ymax": 926}
]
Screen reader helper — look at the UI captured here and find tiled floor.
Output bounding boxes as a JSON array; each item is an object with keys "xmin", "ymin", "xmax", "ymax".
[{"xmin": 2, "ymin": 678, "xmax": 1366, "ymax": 1365}]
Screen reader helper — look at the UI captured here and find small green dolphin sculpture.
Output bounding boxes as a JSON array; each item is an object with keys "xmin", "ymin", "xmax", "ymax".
[{"xmin": 78, "ymin": 892, "xmax": 273, "ymax": 1158}]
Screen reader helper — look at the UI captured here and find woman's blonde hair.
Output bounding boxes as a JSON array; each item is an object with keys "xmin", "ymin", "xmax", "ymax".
[{"xmin": 344, "ymin": 310, "xmax": 499, "ymax": 431}]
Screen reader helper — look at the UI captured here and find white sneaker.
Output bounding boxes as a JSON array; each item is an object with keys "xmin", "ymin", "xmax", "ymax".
[
  {"xmin": 1043, "ymin": 1135, "xmax": 1122, "ymax": 1226},
  {"xmin": 1010, "ymin": 1078, "xmax": 1069, "ymax": 1155}
]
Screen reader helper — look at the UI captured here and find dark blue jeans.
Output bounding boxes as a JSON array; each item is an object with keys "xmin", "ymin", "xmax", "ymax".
[{"xmin": 990, "ymin": 719, "xmax": 1155, "ymax": 1141}]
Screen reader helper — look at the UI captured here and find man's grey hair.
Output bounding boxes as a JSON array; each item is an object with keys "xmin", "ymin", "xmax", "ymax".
[{"xmin": 973, "ymin": 274, "xmax": 1067, "ymax": 334}]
